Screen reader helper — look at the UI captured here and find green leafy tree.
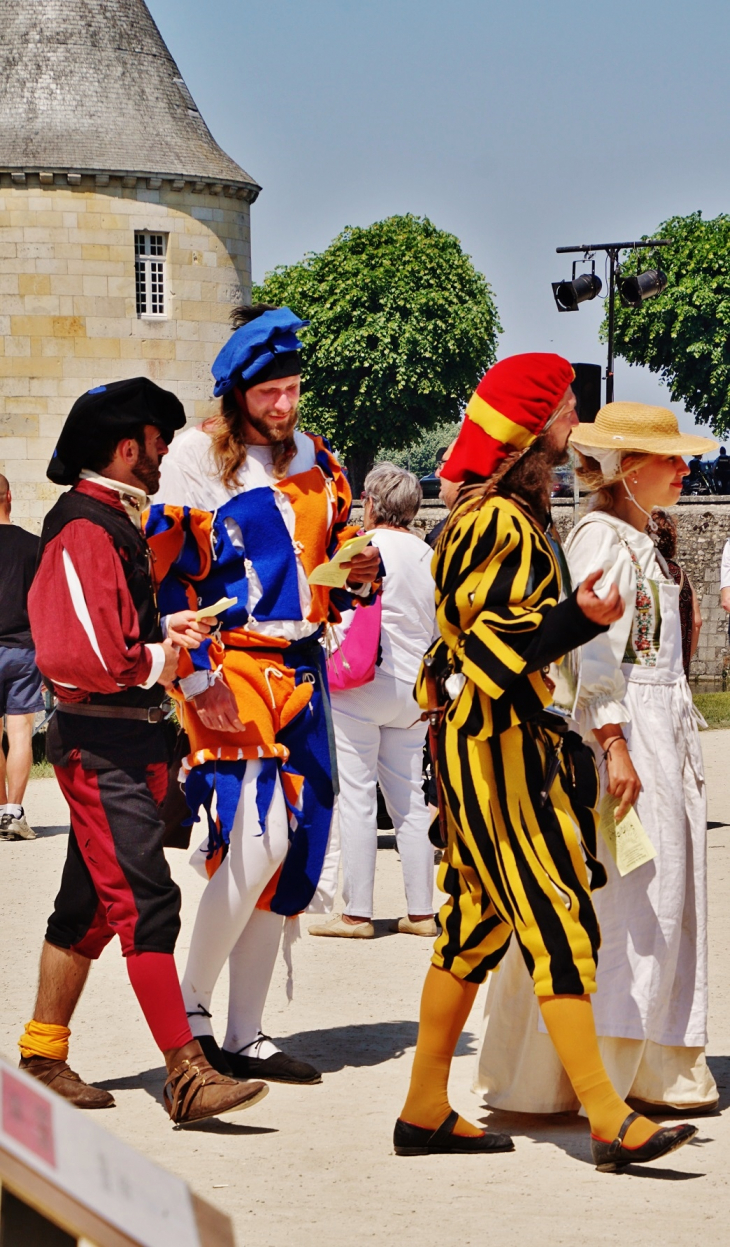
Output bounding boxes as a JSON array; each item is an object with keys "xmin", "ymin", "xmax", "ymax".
[
  {"xmin": 605, "ymin": 212, "xmax": 730, "ymax": 434},
  {"xmin": 378, "ymin": 419, "xmax": 462, "ymax": 477},
  {"xmin": 253, "ymin": 214, "xmax": 500, "ymax": 491}
]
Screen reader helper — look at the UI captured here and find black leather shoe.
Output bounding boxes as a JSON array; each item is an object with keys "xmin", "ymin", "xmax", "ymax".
[
  {"xmin": 393, "ymin": 1110, "xmax": 514, "ymax": 1156},
  {"xmin": 223, "ymin": 1046, "xmax": 322, "ymax": 1085},
  {"xmin": 195, "ymin": 1034, "xmax": 233, "ymax": 1076},
  {"xmin": 591, "ymin": 1111, "xmax": 698, "ymax": 1172}
]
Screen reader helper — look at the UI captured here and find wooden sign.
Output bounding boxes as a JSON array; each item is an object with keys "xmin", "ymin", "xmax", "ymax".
[{"xmin": 0, "ymin": 1059, "xmax": 234, "ymax": 1247}]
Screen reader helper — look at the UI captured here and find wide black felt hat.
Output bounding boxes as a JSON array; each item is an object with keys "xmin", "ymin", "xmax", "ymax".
[{"xmin": 48, "ymin": 377, "xmax": 186, "ymax": 486}]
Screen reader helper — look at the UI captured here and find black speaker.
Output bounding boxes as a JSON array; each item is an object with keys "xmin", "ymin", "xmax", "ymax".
[{"xmin": 571, "ymin": 362, "xmax": 602, "ymax": 423}]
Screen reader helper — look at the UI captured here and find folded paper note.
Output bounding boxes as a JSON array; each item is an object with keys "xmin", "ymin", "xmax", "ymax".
[
  {"xmin": 308, "ymin": 532, "xmax": 374, "ymax": 589},
  {"xmin": 598, "ymin": 795, "xmax": 657, "ymax": 877},
  {"xmin": 194, "ymin": 596, "xmax": 238, "ymax": 622}
]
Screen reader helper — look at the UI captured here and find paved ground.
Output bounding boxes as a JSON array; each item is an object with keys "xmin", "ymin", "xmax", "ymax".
[{"xmin": 3, "ymin": 732, "xmax": 730, "ymax": 1246}]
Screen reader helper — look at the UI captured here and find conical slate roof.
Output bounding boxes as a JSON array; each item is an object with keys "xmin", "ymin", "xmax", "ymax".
[{"xmin": 0, "ymin": 0, "xmax": 260, "ymax": 195}]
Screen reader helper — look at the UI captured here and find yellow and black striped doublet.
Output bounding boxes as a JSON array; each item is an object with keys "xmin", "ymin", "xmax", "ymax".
[{"xmin": 419, "ymin": 495, "xmax": 607, "ymax": 995}]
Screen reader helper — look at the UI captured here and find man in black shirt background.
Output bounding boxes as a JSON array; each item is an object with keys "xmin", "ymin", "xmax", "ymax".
[{"xmin": 0, "ymin": 474, "xmax": 44, "ymax": 841}]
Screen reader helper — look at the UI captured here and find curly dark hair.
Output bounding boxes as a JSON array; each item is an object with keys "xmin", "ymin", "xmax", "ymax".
[{"xmin": 651, "ymin": 508, "xmax": 678, "ymax": 561}]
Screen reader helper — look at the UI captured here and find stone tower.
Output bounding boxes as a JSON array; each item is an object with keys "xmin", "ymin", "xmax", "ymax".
[{"xmin": 0, "ymin": 0, "xmax": 260, "ymax": 529}]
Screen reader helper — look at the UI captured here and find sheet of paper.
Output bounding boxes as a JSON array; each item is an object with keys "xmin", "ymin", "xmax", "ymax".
[
  {"xmin": 308, "ymin": 532, "xmax": 375, "ymax": 588},
  {"xmin": 598, "ymin": 795, "xmax": 657, "ymax": 877},
  {"xmin": 194, "ymin": 595, "xmax": 237, "ymax": 622}
]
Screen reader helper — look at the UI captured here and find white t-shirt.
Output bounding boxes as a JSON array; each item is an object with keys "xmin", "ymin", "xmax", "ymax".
[
  {"xmin": 156, "ymin": 424, "xmax": 317, "ymax": 509},
  {"xmin": 369, "ymin": 528, "xmax": 438, "ymax": 685},
  {"xmin": 154, "ymin": 424, "xmax": 325, "ymax": 641}
]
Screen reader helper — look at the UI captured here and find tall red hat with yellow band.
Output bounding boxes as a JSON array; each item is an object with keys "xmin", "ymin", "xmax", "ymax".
[{"xmin": 441, "ymin": 353, "xmax": 575, "ymax": 483}]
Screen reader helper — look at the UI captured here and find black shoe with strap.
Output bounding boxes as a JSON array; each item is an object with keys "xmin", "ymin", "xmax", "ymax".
[
  {"xmin": 222, "ymin": 1035, "xmax": 322, "ymax": 1085},
  {"xmin": 591, "ymin": 1110, "xmax": 698, "ymax": 1172},
  {"xmin": 195, "ymin": 1033, "xmax": 233, "ymax": 1076},
  {"xmin": 394, "ymin": 1110, "xmax": 514, "ymax": 1156}
]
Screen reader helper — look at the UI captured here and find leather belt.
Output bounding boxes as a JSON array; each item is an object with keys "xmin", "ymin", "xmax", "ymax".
[{"xmin": 57, "ymin": 704, "xmax": 165, "ymax": 723}]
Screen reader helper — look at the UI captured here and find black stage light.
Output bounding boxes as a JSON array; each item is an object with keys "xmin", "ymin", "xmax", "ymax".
[
  {"xmin": 618, "ymin": 268, "xmax": 667, "ymax": 308},
  {"xmin": 552, "ymin": 269, "xmax": 602, "ymax": 312}
]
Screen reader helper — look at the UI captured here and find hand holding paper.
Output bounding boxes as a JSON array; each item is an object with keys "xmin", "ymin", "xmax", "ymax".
[
  {"xmin": 194, "ymin": 596, "xmax": 238, "ymax": 622},
  {"xmin": 308, "ymin": 533, "xmax": 375, "ymax": 589},
  {"xmin": 598, "ymin": 795, "xmax": 657, "ymax": 877}
]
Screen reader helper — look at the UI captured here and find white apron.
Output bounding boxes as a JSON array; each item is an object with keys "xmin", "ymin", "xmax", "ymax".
[{"xmin": 475, "ymin": 561, "xmax": 716, "ymax": 1111}]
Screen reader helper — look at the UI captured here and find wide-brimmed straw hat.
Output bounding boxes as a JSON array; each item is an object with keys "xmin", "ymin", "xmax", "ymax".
[{"xmin": 570, "ymin": 402, "xmax": 717, "ymax": 464}]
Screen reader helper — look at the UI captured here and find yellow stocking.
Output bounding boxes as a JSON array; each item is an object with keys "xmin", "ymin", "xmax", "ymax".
[
  {"xmin": 400, "ymin": 966, "xmax": 483, "ymax": 1137},
  {"xmin": 19, "ymin": 1020, "xmax": 71, "ymax": 1062},
  {"xmin": 539, "ymin": 996, "xmax": 656, "ymax": 1147}
]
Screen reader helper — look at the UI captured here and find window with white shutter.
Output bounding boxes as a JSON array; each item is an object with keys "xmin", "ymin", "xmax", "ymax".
[{"xmin": 135, "ymin": 232, "xmax": 167, "ymax": 316}]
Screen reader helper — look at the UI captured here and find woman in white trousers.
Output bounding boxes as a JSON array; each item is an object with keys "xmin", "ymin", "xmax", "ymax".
[{"xmin": 310, "ymin": 463, "xmax": 438, "ymax": 939}]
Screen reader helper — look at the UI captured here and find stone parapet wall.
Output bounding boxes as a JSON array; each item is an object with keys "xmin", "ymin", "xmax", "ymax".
[
  {"xmin": 353, "ymin": 498, "xmax": 730, "ymax": 682},
  {"xmin": 0, "ymin": 176, "xmax": 251, "ymax": 530}
]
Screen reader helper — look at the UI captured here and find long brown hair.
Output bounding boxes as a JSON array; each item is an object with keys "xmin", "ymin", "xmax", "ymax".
[
  {"xmin": 206, "ymin": 301, "xmax": 299, "ymax": 493},
  {"xmin": 206, "ymin": 390, "xmax": 298, "ymax": 493}
]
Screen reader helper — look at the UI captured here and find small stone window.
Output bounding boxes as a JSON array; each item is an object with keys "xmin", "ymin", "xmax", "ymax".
[{"xmin": 135, "ymin": 232, "xmax": 167, "ymax": 316}]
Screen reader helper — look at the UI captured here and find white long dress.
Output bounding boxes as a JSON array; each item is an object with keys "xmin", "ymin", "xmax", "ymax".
[{"xmin": 475, "ymin": 512, "xmax": 717, "ymax": 1111}]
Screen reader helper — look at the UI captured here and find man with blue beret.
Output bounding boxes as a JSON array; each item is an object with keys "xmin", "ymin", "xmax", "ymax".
[{"xmin": 147, "ymin": 304, "xmax": 380, "ymax": 1086}]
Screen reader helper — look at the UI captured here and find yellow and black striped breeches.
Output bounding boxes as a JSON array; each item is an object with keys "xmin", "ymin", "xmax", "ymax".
[{"xmin": 434, "ymin": 718, "xmax": 605, "ymax": 995}]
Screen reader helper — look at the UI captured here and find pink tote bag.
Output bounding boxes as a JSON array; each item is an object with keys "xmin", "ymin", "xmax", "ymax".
[{"xmin": 327, "ymin": 596, "xmax": 382, "ymax": 691}]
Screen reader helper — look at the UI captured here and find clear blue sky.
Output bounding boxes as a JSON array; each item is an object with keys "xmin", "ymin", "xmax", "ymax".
[{"xmin": 149, "ymin": 0, "xmax": 730, "ymax": 442}]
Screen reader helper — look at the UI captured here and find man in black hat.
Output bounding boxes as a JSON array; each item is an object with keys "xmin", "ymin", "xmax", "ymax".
[{"xmin": 17, "ymin": 378, "xmax": 269, "ymax": 1126}]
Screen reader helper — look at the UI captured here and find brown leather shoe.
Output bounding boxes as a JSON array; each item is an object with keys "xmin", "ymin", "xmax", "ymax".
[
  {"xmin": 163, "ymin": 1040, "xmax": 268, "ymax": 1125},
  {"xmin": 19, "ymin": 1056, "xmax": 115, "ymax": 1109}
]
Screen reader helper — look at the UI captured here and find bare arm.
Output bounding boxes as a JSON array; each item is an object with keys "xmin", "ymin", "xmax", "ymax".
[{"xmin": 593, "ymin": 722, "xmax": 642, "ymax": 822}]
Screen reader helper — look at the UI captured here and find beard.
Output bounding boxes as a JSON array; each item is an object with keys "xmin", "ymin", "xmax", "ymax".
[
  {"xmin": 245, "ymin": 407, "xmax": 298, "ymax": 444},
  {"xmin": 132, "ymin": 447, "xmax": 162, "ymax": 495},
  {"xmin": 499, "ymin": 432, "xmax": 569, "ymax": 514}
]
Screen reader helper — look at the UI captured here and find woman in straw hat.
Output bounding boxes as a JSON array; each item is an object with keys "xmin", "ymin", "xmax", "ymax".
[{"xmin": 476, "ymin": 401, "xmax": 719, "ymax": 1118}]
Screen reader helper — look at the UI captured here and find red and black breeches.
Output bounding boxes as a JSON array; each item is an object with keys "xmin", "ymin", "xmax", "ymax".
[
  {"xmin": 45, "ymin": 751, "xmax": 192, "ymax": 1053},
  {"xmin": 47, "ymin": 752, "xmax": 181, "ymax": 958}
]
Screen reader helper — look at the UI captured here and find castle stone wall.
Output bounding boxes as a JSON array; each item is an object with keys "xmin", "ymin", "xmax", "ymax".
[
  {"xmin": 352, "ymin": 498, "xmax": 730, "ymax": 683},
  {"xmin": 0, "ymin": 175, "xmax": 251, "ymax": 530}
]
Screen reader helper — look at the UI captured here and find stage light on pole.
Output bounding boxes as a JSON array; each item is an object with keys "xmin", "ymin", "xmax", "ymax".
[
  {"xmin": 617, "ymin": 268, "xmax": 668, "ymax": 308},
  {"xmin": 553, "ymin": 239, "xmax": 671, "ymax": 403},
  {"xmin": 552, "ymin": 261, "xmax": 602, "ymax": 312}
]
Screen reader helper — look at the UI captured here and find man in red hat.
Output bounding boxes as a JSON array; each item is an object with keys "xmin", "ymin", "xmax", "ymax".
[{"xmin": 394, "ymin": 354, "xmax": 698, "ymax": 1172}]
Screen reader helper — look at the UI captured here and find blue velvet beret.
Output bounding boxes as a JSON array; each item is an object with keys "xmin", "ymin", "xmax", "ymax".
[{"xmin": 211, "ymin": 307, "xmax": 309, "ymax": 398}]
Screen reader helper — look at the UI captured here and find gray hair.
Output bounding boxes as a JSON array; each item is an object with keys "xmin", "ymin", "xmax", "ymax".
[{"xmin": 364, "ymin": 462, "xmax": 422, "ymax": 527}]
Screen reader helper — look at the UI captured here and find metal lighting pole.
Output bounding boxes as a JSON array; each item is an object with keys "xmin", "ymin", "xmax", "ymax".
[{"xmin": 556, "ymin": 240, "xmax": 671, "ymax": 403}]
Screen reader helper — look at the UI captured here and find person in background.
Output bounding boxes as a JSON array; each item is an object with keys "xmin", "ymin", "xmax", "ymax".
[
  {"xmin": 425, "ymin": 440, "xmax": 460, "ymax": 549},
  {"xmin": 310, "ymin": 464, "xmax": 437, "ymax": 939},
  {"xmin": 652, "ymin": 508, "xmax": 701, "ymax": 679},
  {"xmin": 0, "ymin": 474, "xmax": 44, "ymax": 842},
  {"xmin": 713, "ymin": 445, "xmax": 730, "ymax": 494}
]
